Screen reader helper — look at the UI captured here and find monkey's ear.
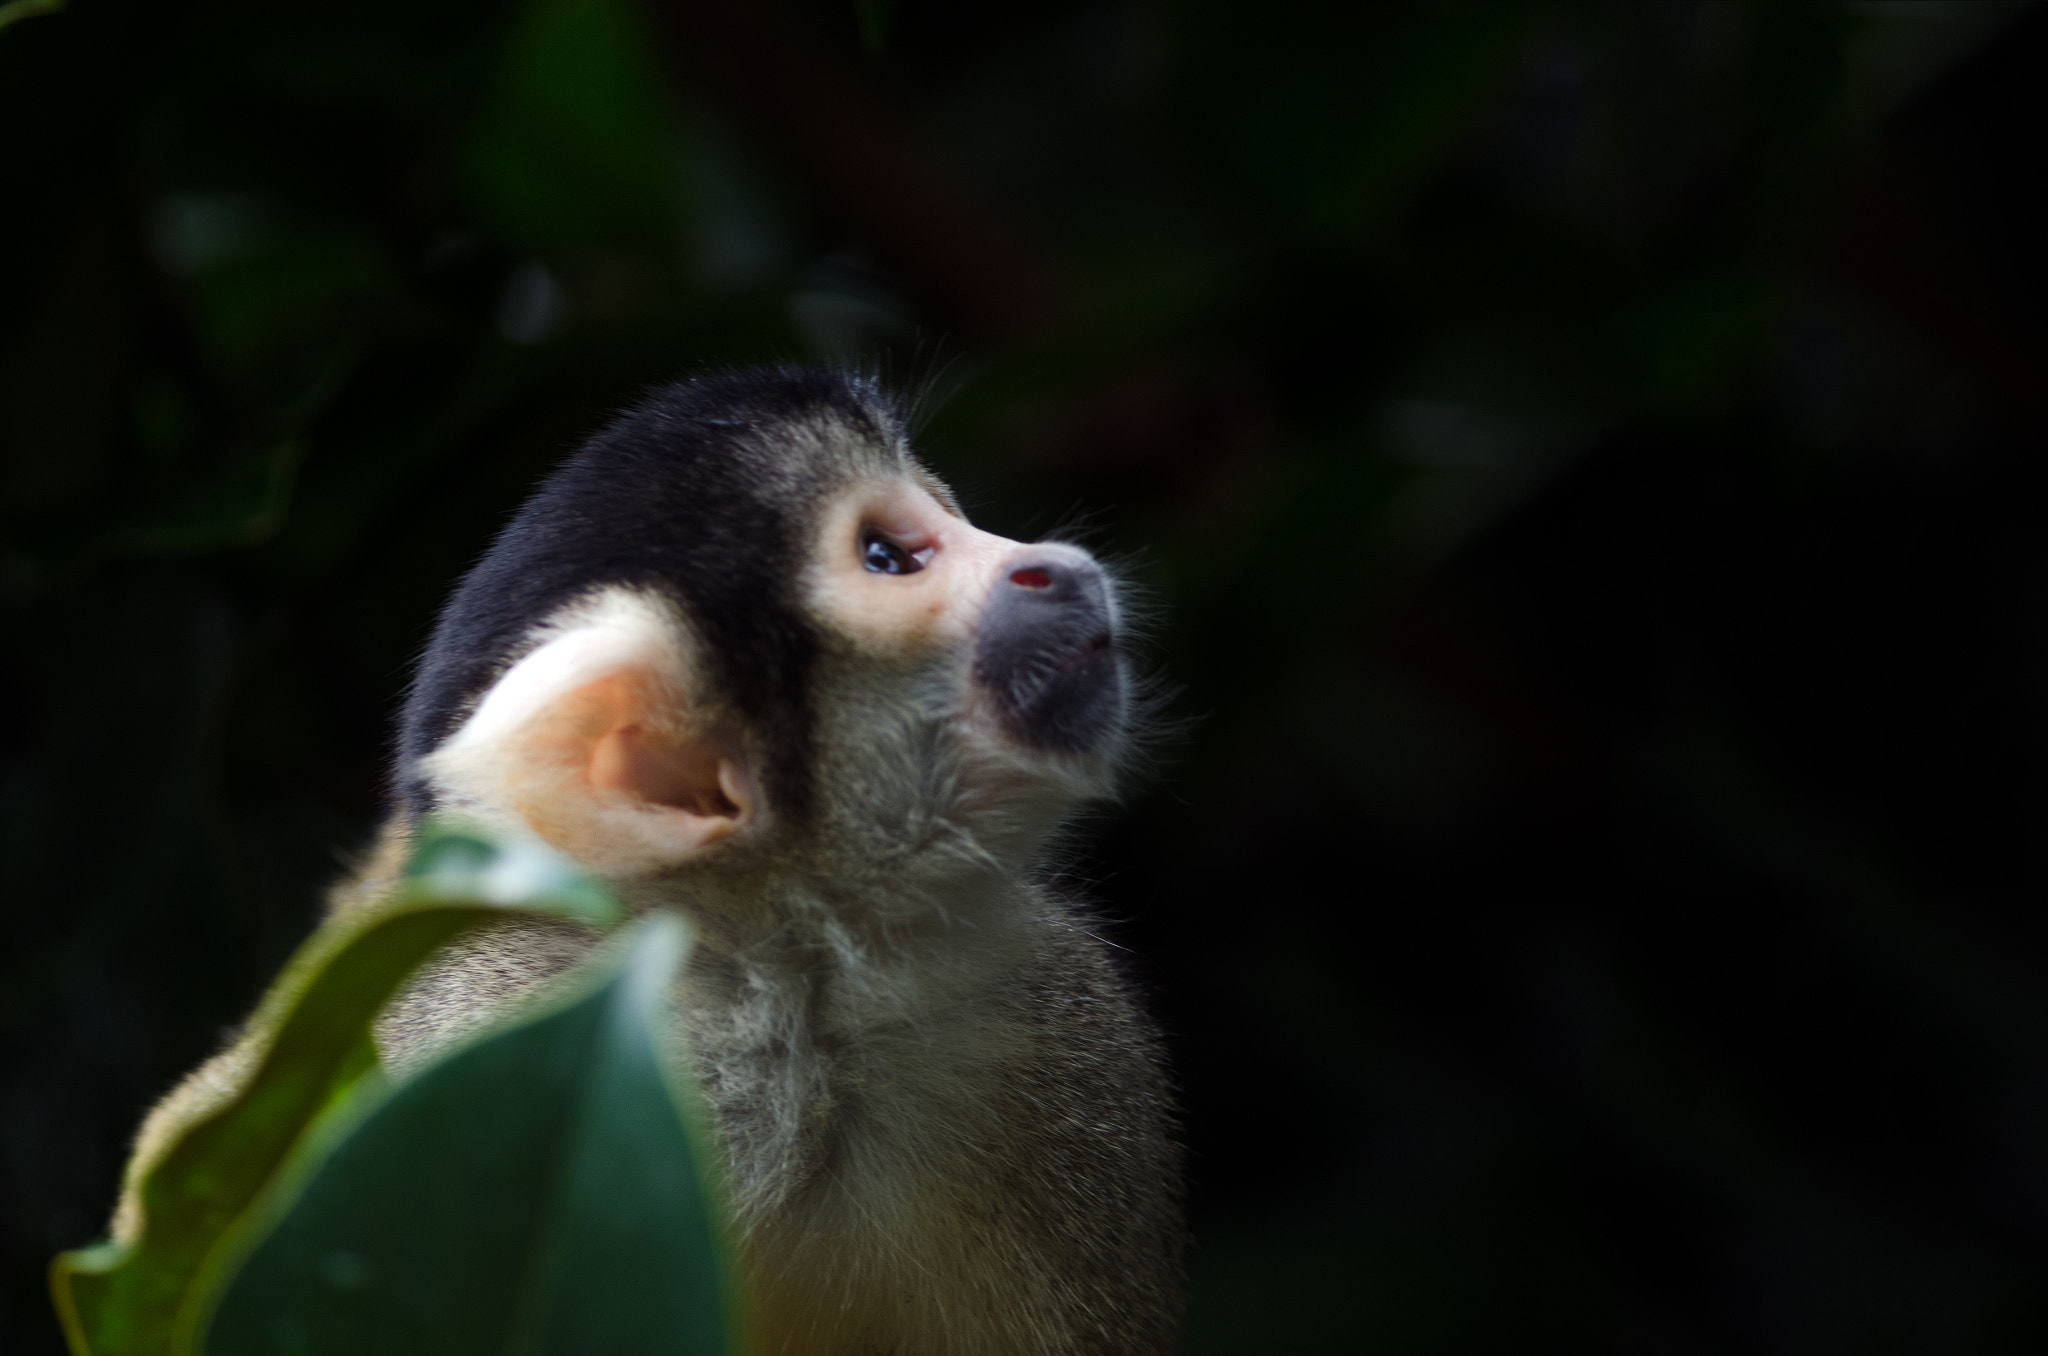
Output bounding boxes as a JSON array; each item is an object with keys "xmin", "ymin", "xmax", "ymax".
[{"xmin": 420, "ymin": 592, "xmax": 754, "ymax": 879}]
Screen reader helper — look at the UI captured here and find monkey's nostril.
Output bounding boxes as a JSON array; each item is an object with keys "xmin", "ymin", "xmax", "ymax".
[{"xmin": 1011, "ymin": 568, "xmax": 1053, "ymax": 589}]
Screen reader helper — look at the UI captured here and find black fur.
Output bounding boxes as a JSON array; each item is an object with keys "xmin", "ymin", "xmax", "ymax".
[{"xmin": 399, "ymin": 366, "xmax": 907, "ymax": 822}]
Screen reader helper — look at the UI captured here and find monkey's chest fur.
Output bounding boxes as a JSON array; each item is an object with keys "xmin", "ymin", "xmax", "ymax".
[{"xmin": 376, "ymin": 886, "xmax": 1182, "ymax": 1356}]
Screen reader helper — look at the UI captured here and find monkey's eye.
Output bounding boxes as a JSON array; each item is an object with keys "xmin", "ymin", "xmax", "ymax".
[{"xmin": 861, "ymin": 531, "xmax": 932, "ymax": 575}]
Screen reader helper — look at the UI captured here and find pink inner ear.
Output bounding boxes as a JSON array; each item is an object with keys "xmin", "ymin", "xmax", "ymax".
[
  {"xmin": 542, "ymin": 670, "xmax": 738, "ymax": 824},
  {"xmin": 1011, "ymin": 568, "xmax": 1052, "ymax": 589},
  {"xmin": 590, "ymin": 722, "xmax": 738, "ymax": 818}
]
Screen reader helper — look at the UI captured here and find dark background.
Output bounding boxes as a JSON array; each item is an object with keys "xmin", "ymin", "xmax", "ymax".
[{"xmin": 7, "ymin": 1, "xmax": 2048, "ymax": 1350}]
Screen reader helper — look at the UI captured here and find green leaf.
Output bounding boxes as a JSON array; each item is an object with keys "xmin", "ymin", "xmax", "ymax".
[
  {"xmin": 105, "ymin": 438, "xmax": 305, "ymax": 558},
  {"xmin": 1180, "ymin": 3, "xmax": 1534, "ymax": 244},
  {"xmin": 461, "ymin": 0, "xmax": 681, "ymax": 256},
  {"xmin": 201, "ymin": 914, "xmax": 733, "ymax": 1356},
  {"xmin": 50, "ymin": 822, "xmax": 623, "ymax": 1356},
  {"xmin": 0, "ymin": 0, "xmax": 65, "ymax": 37},
  {"xmin": 854, "ymin": 0, "xmax": 897, "ymax": 55}
]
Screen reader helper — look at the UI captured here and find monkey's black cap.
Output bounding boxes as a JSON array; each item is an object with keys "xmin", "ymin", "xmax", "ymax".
[{"xmin": 398, "ymin": 366, "xmax": 909, "ymax": 824}]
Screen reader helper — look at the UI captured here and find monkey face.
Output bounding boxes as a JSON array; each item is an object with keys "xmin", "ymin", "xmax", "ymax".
[
  {"xmin": 410, "ymin": 368, "xmax": 1131, "ymax": 893},
  {"xmin": 810, "ymin": 475, "xmax": 1128, "ymax": 758},
  {"xmin": 796, "ymin": 469, "xmax": 1132, "ymax": 876}
]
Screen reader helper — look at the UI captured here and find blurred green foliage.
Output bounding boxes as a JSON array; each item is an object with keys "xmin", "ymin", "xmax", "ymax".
[
  {"xmin": 48, "ymin": 824, "xmax": 724, "ymax": 1356},
  {"xmin": 205, "ymin": 912, "xmax": 728, "ymax": 1356},
  {"xmin": 8, "ymin": 1, "xmax": 2048, "ymax": 1352}
]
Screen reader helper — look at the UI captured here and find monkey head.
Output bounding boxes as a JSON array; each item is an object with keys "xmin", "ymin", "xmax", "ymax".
[{"xmin": 402, "ymin": 367, "xmax": 1132, "ymax": 920}]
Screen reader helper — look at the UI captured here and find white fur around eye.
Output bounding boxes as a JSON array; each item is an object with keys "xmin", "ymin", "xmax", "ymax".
[{"xmin": 810, "ymin": 477, "xmax": 1020, "ymax": 656}]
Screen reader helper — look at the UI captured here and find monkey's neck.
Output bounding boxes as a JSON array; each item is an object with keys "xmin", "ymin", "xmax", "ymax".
[{"xmin": 664, "ymin": 860, "xmax": 1045, "ymax": 1228}]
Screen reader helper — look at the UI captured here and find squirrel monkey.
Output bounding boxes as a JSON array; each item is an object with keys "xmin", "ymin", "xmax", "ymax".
[{"xmin": 115, "ymin": 367, "xmax": 1184, "ymax": 1355}]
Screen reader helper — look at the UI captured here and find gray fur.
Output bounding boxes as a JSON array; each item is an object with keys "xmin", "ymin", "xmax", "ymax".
[
  {"xmin": 118, "ymin": 369, "xmax": 1184, "ymax": 1355},
  {"xmin": 375, "ymin": 868, "xmax": 1182, "ymax": 1355}
]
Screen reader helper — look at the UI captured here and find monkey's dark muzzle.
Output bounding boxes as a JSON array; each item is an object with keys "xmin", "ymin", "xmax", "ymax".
[{"xmin": 973, "ymin": 548, "xmax": 1125, "ymax": 754}]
